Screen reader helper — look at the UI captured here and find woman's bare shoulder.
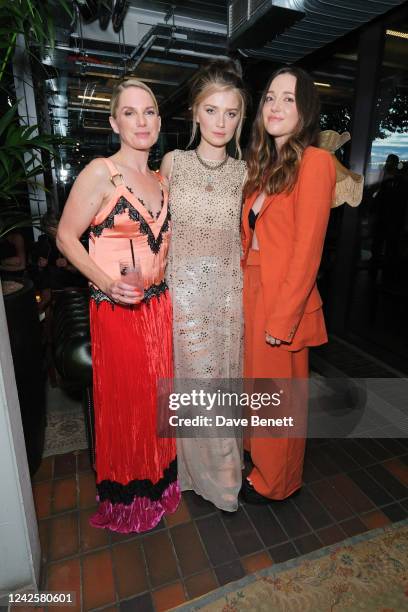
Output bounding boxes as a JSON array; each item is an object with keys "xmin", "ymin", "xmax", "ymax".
[
  {"xmin": 162, "ymin": 150, "xmax": 176, "ymax": 161},
  {"xmin": 160, "ymin": 151, "xmax": 179, "ymax": 184},
  {"xmin": 82, "ymin": 158, "xmax": 110, "ymax": 179},
  {"xmin": 71, "ymin": 158, "xmax": 111, "ymax": 192}
]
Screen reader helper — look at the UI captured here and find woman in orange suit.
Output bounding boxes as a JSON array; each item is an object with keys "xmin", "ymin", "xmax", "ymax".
[{"xmin": 241, "ymin": 66, "xmax": 336, "ymax": 504}]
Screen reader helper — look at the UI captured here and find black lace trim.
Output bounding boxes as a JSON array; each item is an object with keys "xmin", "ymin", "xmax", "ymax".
[
  {"xmin": 97, "ymin": 458, "xmax": 177, "ymax": 504},
  {"xmin": 90, "ymin": 196, "xmax": 129, "ymax": 238},
  {"xmin": 89, "ymin": 280, "xmax": 168, "ymax": 306},
  {"xmin": 126, "ymin": 203, "xmax": 171, "ymax": 255},
  {"xmin": 89, "ymin": 195, "xmax": 171, "ymax": 256},
  {"xmin": 126, "ymin": 185, "xmax": 163, "ymax": 219},
  {"xmin": 144, "ymin": 279, "xmax": 168, "ymax": 301},
  {"xmin": 89, "ymin": 286, "xmax": 114, "ymax": 306}
]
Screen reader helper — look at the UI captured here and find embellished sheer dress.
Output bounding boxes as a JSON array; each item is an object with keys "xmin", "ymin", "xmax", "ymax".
[
  {"xmin": 88, "ymin": 158, "xmax": 180, "ymax": 533},
  {"xmin": 166, "ymin": 149, "xmax": 246, "ymax": 512}
]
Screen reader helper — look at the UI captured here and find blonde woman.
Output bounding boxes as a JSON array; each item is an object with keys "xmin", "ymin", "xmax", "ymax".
[
  {"xmin": 57, "ymin": 79, "xmax": 180, "ymax": 532},
  {"xmin": 160, "ymin": 60, "xmax": 247, "ymax": 511}
]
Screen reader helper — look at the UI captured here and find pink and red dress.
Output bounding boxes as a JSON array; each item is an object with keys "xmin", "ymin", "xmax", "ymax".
[{"xmin": 88, "ymin": 157, "xmax": 180, "ymax": 533}]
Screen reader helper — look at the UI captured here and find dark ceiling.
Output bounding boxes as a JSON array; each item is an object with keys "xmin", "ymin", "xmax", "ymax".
[
  {"xmin": 28, "ymin": 0, "xmax": 407, "ymax": 194},
  {"xmin": 129, "ymin": 0, "xmax": 228, "ymax": 23}
]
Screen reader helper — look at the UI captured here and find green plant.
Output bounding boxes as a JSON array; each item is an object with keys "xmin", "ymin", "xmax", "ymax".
[
  {"xmin": 0, "ymin": 0, "xmax": 72, "ymax": 238},
  {"xmin": 0, "ymin": 103, "xmax": 68, "ymax": 238},
  {"xmin": 0, "ymin": 0, "xmax": 72, "ymax": 81}
]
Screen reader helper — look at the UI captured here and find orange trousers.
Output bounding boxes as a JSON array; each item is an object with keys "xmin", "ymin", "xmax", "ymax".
[{"xmin": 243, "ymin": 249, "xmax": 309, "ymax": 500}]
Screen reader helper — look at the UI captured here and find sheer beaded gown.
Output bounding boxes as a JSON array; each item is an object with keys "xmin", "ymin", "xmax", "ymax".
[
  {"xmin": 88, "ymin": 158, "xmax": 180, "ymax": 533},
  {"xmin": 166, "ymin": 149, "xmax": 246, "ymax": 511}
]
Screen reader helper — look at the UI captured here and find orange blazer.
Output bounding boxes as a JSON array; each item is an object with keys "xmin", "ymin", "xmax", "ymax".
[{"xmin": 242, "ymin": 146, "xmax": 336, "ymax": 352}]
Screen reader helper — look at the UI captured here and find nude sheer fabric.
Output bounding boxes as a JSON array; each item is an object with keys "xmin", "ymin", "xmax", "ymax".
[{"xmin": 166, "ymin": 149, "xmax": 246, "ymax": 511}]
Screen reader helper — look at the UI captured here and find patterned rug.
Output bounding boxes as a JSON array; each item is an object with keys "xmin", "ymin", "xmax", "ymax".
[
  {"xmin": 43, "ymin": 383, "xmax": 88, "ymax": 457},
  {"xmin": 173, "ymin": 520, "xmax": 408, "ymax": 611}
]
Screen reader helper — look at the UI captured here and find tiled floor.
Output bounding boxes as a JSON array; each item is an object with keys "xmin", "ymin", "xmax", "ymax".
[{"xmin": 32, "ymin": 439, "xmax": 408, "ymax": 612}]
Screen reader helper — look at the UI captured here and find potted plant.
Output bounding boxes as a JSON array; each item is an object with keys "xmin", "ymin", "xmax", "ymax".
[
  {"xmin": 0, "ymin": 102, "xmax": 68, "ymax": 236},
  {"xmin": 0, "ymin": 0, "xmax": 72, "ymax": 474},
  {"xmin": 0, "ymin": 0, "xmax": 72, "ymax": 240}
]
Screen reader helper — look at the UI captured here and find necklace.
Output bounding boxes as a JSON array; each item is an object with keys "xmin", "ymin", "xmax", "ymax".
[{"xmin": 195, "ymin": 149, "xmax": 229, "ymax": 192}]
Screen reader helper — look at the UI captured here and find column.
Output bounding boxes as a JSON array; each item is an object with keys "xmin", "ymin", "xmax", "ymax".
[
  {"xmin": 0, "ymin": 290, "xmax": 40, "ymax": 603},
  {"xmin": 327, "ymin": 22, "xmax": 385, "ymax": 333}
]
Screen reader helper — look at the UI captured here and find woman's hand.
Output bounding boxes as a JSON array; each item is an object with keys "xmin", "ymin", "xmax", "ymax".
[
  {"xmin": 38, "ymin": 256, "xmax": 48, "ymax": 268},
  {"xmin": 265, "ymin": 333, "xmax": 281, "ymax": 346},
  {"xmin": 106, "ymin": 279, "xmax": 144, "ymax": 305}
]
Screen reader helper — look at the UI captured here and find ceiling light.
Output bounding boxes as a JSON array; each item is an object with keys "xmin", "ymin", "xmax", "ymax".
[
  {"xmin": 314, "ymin": 82, "xmax": 331, "ymax": 88},
  {"xmin": 78, "ymin": 94, "xmax": 111, "ymax": 102},
  {"xmin": 386, "ymin": 29, "xmax": 408, "ymax": 39}
]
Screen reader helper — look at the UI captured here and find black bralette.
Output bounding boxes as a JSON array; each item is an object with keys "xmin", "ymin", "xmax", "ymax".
[{"xmin": 248, "ymin": 209, "xmax": 258, "ymax": 230}]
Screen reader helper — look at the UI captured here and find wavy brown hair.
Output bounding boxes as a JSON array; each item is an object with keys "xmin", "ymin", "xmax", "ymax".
[{"xmin": 243, "ymin": 66, "xmax": 320, "ymax": 197}]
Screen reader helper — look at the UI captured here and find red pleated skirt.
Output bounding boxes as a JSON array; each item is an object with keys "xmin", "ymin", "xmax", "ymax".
[{"xmin": 88, "ymin": 290, "xmax": 180, "ymax": 533}]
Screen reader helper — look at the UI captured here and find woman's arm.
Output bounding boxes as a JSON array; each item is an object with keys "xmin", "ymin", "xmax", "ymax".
[
  {"xmin": 159, "ymin": 151, "xmax": 174, "ymax": 189},
  {"xmin": 56, "ymin": 159, "xmax": 140, "ymax": 305},
  {"xmin": 266, "ymin": 149, "xmax": 336, "ymax": 343}
]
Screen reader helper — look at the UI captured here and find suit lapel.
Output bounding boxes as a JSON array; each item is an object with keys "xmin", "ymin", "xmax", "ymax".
[{"xmin": 257, "ymin": 192, "xmax": 277, "ymax": 221}]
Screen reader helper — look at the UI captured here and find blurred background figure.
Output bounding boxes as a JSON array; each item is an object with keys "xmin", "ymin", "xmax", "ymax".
[
  {"xmin": 0, "ymin": 231, "xmax": 27, "ymax": 280},
  {"xmin": 30, "ymin": 211, "xmax": 87, "ymax": 306},
  {"xmin": 370, "ymin": 153, "xmax": 401, "ymax": 269}
]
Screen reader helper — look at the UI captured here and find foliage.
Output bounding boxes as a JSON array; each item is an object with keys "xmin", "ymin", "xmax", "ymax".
[
  {"xmin": 0, "ymin": 0, "xmax": 72, "ymax": 238},
  {"xmin": 0, "ymin": 103, "xmax": 68, "ymax": 238},
  {"xmin": 319, "ymin": 94, "xmax": 408, "ymax": 142},
  {"xmin": 320, "ymin": 105, "xmax": 353, "ymax": 135},
  {"xmin": 375, "ymin": 92, "xmax": 408, "ymax": 139},
  {"xmin": 0, "ymin": 0, "xmax": 72, "ymax": 81}
]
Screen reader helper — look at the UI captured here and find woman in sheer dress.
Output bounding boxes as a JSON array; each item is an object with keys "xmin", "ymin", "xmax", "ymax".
[{"xmin": 160, "ymin": 61, "xmax": 247, "ymax": 512}]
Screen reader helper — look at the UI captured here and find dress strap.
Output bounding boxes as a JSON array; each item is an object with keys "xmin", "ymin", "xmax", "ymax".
[
  {"xmin": 101, "ymin": 158, "xmax": 124, "ymax": 187},
  {"xmin": 155, "ymin": 170, "xmax": 166, "ymax": 186}
]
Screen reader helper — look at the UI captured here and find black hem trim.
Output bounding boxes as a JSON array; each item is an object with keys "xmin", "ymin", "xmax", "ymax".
[
  {"xmin": 90, "ymin": 280, "xmax": 168, "ymax": 307},
  {"xmin": 97, "ymin": 457, "xmax": 177, "ymax": 505}
]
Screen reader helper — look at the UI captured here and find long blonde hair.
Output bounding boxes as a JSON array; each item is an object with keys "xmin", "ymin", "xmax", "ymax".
[
  {"xmin": 110, "ymin": 78, "xmax": 159, "ymax": 117},
  {"xmin": 244, "ymin": 66, "xmax": 320, "ymax": 197},
  {"xmin": 188, "ymin": 59, "xmax": 247, "ymax": 159}
]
